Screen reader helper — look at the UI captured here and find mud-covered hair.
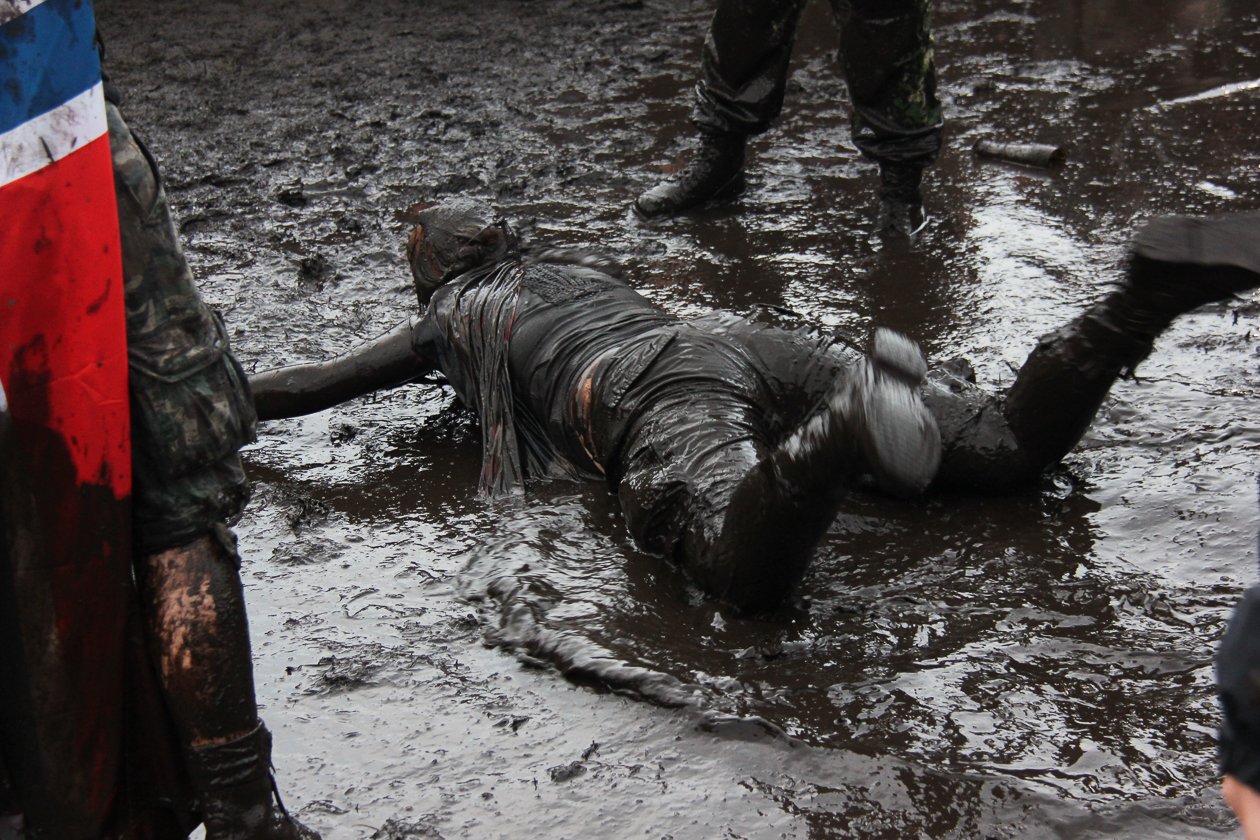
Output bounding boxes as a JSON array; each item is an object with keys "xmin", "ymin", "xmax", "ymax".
[{"xmin": 406, "ymin": 199, "xmax": 518, "ymax": 306}]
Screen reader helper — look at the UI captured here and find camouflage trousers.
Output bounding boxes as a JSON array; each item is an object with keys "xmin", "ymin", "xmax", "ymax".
[
  {"xmin": 692, "ymin": 0, "xmax": 943, "ymax": 166},
  {"xmin": 107, "ymin": 102, "xmax": 256, "ymax": 554}
]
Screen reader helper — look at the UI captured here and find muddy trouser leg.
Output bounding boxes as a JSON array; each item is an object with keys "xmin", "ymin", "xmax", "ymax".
[
  {"xmin": 828, "ymin": 0, "xmax": 943, "ymax": 166},
  {"xmin": 927, "ymin": 213, "xmax": 1260, "ymax": 490},
  {"xmin": 608, "ymin": 331, "xmax": 937, "ymax": 612},
  {"xmin": 924, "ymin": 292, "xmax": 1179, "ymax": 492},
  {"xmin": 109, "ymin": 103, "xmax": 316, "ymax": 839},
  {"xmin": 691, "ymin": 0, "xmax": 811, "ymax": 136}
]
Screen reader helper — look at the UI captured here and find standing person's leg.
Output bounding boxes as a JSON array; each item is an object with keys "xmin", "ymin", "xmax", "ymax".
[
  {"xmin": 108, "ymin": 99, "xmax": 318, "ymax": 840},
  {"xmin": 635, "ymin": 0, "xmax": 809, "ymax": 217},
  {"xmin": 829, "ymin": 0, "xmax": 942, "ymax": 235},
  {"xmin": 924, "ymin": 213, "xmax": 1260, "ymax": 491}
]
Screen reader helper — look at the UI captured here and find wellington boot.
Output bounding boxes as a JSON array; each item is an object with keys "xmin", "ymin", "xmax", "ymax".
[
  {"xmin": 187, "ymin": 723, "xmax": 320, "ymax": 840},
  {"xmin": 1126, "ymin": 212, "xmax": 1260, "ymax": 317},
  {"xmin": 634, "ymin": 131, "xmax": 745, "ymax": 218}
]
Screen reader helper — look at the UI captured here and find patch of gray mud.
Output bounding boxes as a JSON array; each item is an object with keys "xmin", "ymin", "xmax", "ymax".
[{"xmin": 100, "ymin": 0, "xmax": 1259, "ymax": 836}]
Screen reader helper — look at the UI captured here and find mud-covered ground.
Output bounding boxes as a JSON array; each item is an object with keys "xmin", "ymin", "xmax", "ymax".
[{"xmin": 98, "ymin": 0, "xmax": 1260, "ymax": 837}]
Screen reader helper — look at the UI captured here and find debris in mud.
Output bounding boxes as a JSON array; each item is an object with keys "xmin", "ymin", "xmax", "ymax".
[
  {"xmin": 1234, "ymin": 300, "xmax": 1260, "ymax": 321},
  {"xmin": 547, "ymin": 761, "xmax": 587, "ymax": 783},
  {"xmin": 297, "ymin": 253, "xmax": 335, "ymax": 291},
  {"xmin": 329, "ymin": 422, "xmax": 358, "ymax": 444},
  {"xmin": 370, "ymin": 817, "xmax": 445, "ymax": 840},
  {"xmin": 299, "ymin": 800, "xmax": 349, "ymax": 816},
  {"xmin": 269, "ymin": 535, "xmax": 344, "ymax": 566},
  {"xmin": 276, "ymin": 185, "xmax": 308, "ymax": 208},
  {"xmin": 493, "ymin": 715, "xmax": 530, "ymax": 732},
  {"xmin": 306, "ymin": 654, "xmax": 383, "ymax": 694},
  {"xmin": 972, "ymin": 138, "xmax": 1066, "ymax": 168},
  {"xmin": 275, "ymin": 490, "xmax": 331, "ymax": 532}
]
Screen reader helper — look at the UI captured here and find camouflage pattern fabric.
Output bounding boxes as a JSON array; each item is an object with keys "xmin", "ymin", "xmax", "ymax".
[
  {"xmin": 107, "ymin": 103, "xmax": 256, "ymax": 553},
  {"xmin": 692, "ymin": 0, "xmax": 942, "ymax": 165}
]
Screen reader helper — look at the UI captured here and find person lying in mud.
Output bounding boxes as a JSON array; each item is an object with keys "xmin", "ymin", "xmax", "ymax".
[{"xmin": 250, "ymin": 201, "xmax": 1259, "ymax": 612}]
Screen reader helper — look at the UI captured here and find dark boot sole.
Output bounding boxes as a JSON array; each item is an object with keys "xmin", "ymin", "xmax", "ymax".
[{"xmin": 1130, "ymin": 212, "xmax": 1260, "ymax": 302}]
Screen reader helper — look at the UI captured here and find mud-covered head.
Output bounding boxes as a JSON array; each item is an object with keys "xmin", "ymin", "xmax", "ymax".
[{"xmin": 407, "ymin": 199, "xmax": 518, "ymax": 305}]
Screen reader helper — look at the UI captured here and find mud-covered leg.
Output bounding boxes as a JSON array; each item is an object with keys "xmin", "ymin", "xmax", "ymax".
[
  {"xmin": 699, "ymin": 329, "xmax": 939, "ymax": 610},
  {"xmin": 138, "ymin": 532, "xmax": 315, "ymax": 840},
  {"xmin": 109, "ymin": 99, "xmax": 319, "ymax": 840},
  {"xmin": 634, "ymin": 0, "xmax": 808, "ymax": 217},
  {"xmin": 617, "ymin": 329, "xmax": 938, "ymax": 612},
  {"xmin": 1003, "ymin": 213, "xmax": 1260, "ymax": 475},
  {"xmin": 829, "ymin": 0, "xmax": 942, "ymax": 235}
]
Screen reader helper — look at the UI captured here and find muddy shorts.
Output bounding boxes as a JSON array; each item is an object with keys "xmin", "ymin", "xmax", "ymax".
[
  {"xmin": 589, "ymin": 325, "xmax": 771, "ymax": 562},
  {"xmin": 107, "ymin": 103, "xmax": 256, "ymax": 553}
]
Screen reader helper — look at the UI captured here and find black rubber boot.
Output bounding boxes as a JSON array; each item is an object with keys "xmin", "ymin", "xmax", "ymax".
[
  {"xmin": 1128, "ymin": 212, "xmax": 1260, "ymax": 313},
  {"xmin": 876, "ymin": 162, "xmax": 927, "ymax": 237},
  {"xmin": 1004, "ymin": 212, "xmax": 1260, "ymax": 469},
  {"xmin": 634, "ymin": 131, "xmax": 746, "ymax": 218},
  {"xmin": 187, "ymin": 723, "xmax": 320, "ymax": 840}
]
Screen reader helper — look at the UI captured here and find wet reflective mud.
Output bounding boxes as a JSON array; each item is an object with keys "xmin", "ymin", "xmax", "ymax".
[{"xmin": 98, "ymin": 0, "xmax": 1260, "ymax": 836}]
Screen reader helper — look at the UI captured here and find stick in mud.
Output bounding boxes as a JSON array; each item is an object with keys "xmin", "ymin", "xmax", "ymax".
[{"xmin": 972, "ymin": 139, "xmax": 1066, "ymax": 168}]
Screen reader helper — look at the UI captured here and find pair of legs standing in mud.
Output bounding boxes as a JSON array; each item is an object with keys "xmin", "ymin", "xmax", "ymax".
[{"xmin": 636, "ymin": 0, "xmax": 942, "ymax": 233}]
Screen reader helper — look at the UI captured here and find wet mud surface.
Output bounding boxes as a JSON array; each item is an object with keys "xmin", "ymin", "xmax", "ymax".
[{"xmin": 98, "ymin": 0, "xmax": 1260, "ymax": 836}]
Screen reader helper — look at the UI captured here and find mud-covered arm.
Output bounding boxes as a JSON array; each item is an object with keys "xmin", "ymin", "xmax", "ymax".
[{"xmin": 249, "ymin": 315, "xmax": 439, "ymax": 420}]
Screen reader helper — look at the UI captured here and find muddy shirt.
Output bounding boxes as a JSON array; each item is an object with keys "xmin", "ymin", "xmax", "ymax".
[{"xmin": 422, "ymin": 260, "xmax": 677, "ymax": 492}]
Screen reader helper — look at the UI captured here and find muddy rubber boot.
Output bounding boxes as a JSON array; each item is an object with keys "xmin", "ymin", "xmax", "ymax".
[
  {"xmin": 634, "ymin": 130, "xmax": 746, "ymax": 218},
  {"xmin": 876, "ymin": 162, "xmax": 927, "ymax": 237},
  {"xmin": 846, "ymin": 328, "xmax": 941, "ymax": 495},
  {"xmin": 1005, "ymin": 212, "xmax": 1260, "ymax": 470},
  {"xmin": 1128, "ymin": 212, "xmax": 1260, "ymax": 313},
  {"xmin": 187, "ymin": 723, "xmax": 320, "ymax": 840}
]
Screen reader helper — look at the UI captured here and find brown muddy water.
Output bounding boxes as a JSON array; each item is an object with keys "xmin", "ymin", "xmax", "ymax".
[{"xmin": 98, "ymin": 0, "xmax": 1260, "ymax": 837}]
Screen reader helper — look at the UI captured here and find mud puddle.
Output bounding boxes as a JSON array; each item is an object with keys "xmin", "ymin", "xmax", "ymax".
[{"xmin": 98, "ymin": 0, "xmax": 1260, "ymax": 836}]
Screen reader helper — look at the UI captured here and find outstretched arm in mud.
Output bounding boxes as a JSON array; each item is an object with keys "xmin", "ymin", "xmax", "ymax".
[{"xmin": 250, "ymin": 315, "xmax": 440, "ymax": 420}]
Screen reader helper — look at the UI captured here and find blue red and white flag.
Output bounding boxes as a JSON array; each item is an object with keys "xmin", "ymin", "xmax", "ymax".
[
  {"xmin": 0, "ymin": 0, "xmax": 133, "ymax": 834},
  {"xmin": 0, "ymin": 0, "xmax": 128, "ymax": 486}
]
